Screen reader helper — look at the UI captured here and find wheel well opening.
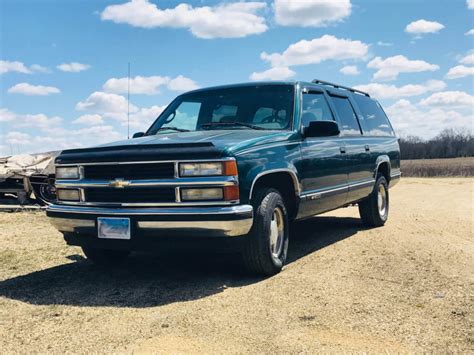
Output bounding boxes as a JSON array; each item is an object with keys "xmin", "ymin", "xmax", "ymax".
[
  {"xmin": 251, "ymin": 172, "xmax": 298, "ymax": 220},
  {"xmin": 377, "ymin": 162, "xmax": 390, "ymax": 182}
]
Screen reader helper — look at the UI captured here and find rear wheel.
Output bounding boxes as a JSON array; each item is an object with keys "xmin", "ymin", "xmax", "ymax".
[
  {"xmin": 358, "ymin": 175, "xmax": 389, "ymax": 227},
  {"xmin": 242, "ymin": 188, "xmax": 289, "ymax": 276},
  {"xmin": 82, "ymin": 247, "xmax": 130, "ymax": 264}
]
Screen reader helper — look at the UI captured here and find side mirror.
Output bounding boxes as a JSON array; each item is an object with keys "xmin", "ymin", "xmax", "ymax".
[
  {"xmin": 303, "ymin": 120, "xmax": 340, "ymax": 138},
  {"xmin": 132, "ymin": 132, "xmax": 145, "ymax": 139}
]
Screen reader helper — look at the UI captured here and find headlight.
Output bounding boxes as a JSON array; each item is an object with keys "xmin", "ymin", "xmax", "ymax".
[
  {"xmin": 56, "ymin": 166, "xmax": 79, "ymax": 179},
  {"xmin": 181, "ymin": 188, "xmax": 223, "ymax": 201},
  {"xmin": 179, "ymin": 161, "xmax": 237, "ymax": 177},
  {"xmin": 179, "ymin": 162, "xmax": 223, "ymax": 177},
  {"xmin": 57, "ymin": 189, "xmax": 80, "ymax": 201}
]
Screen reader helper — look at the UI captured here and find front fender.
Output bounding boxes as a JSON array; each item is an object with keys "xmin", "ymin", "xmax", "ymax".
[{"xmin": 235, "ymin": 141, "xmax": 301, "ymax": 204}]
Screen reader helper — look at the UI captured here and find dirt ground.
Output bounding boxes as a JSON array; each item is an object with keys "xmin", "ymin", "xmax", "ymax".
[{"xmin": 0, "ymin": 178, "xmax": 472, "ymax": 353}]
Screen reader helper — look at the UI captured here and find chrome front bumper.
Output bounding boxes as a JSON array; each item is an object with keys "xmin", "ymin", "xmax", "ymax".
[{"xmin": 46, "ymin": 204, "xmax": 253, "ymax": 237}]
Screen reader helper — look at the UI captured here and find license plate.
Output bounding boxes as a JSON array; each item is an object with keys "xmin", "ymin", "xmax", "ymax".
[{"xmin": 97, "ymin": 218, "xmax": 131, "ymax": 240}]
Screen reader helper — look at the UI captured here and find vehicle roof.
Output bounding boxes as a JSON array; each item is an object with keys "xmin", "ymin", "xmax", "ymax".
[{"xmin": 185, "ymin": 81, "xmax": 372, "ymax": 100}]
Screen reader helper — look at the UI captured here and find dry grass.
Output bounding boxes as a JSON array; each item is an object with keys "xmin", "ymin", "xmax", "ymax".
[{"xmin": 401, "ymin": 157, "xmax": 474, "ymax": 177}]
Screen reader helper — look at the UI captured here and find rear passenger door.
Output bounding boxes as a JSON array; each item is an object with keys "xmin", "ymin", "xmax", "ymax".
[
  {"xmin": 328, "ymin": 93, "xmax": 374, "ymax": 202},
  {"xmin": 298, "ymin": 90, "xmax": 348, "ymax": 218}
]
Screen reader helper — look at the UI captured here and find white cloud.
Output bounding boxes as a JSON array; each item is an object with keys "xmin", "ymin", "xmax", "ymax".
[
  {"xmin": 100, "ymin": 0, "xmax": 267, "ymax": 39},
  {"xmin": 377, "ymin": 41, "xmax": 393, "ymax": 47},
  {"xmin": 459, "ymin": 53, "xmax": 474, "ymax": 65},
  {"xmin": 419, "ymin": 91, "xmax": 474, "ymax": 107},
  {"xmin": 7, "ymin": 83, "xmax": 61, "ymax": 96},
  {"xmin": 250, "ymin": 66, "xmax": 295, "ymax": 81},
  {"xmin": 0, "ymin": 108, "xmax": 16, "ymax": 122},
  {"xmin": 445, "ymin": 65, "xmax": 474, "ymax": 79},
  {"xmin": 468, "ymin": 0, "xmax": 474, "ymax": 9},
  {"xmin": 340, "ymin": 65, "xmax": 359, "ymax": 75},
  {"xmin": 386, "ymin": 99, "xmax": 472, "ymax": 138},
  {"xmin": 465, "ymin": 29, "xmax": 474, "ymax": 35},
  {"xmin": 57, "ymin": 62, "xmax": 91, "ymax": 72},
  {"xmin": 0, "ymin": 108, "xmax": 62, "ymax": 129},
  {"xmin": 261, "ymin": 35, "xmax": 368, "ymax": 68},
  {"xmin": 103, "ymin": 75, "xmax": 198, "ymax": 95},
  {"xmin": 367, "ymin": 55, "xmax": 439, "ymax": 81},
  {"xmin": 73, "ymin": 114, "xmax": 104, "ymax": 125},
  {"xmin": 0, "ymin": 60, "xmax": 48, "ymax": 74},
  {"xmin": 167, "ymin": 75, "xmax": 199, "ymax": 91},
  {"xmin": 274, "ymin": 0, "xmax": 351, "ymax": 27},
  {"xmin": 405, "ymin": 19, "xmax": 444, "ymax": 35},
  {"xmin": 30, "ymin": 64, "xmax": 50, "ymax": 73},
  {"xmin": 354, "ymin": 80, "xmax": 446, "ymax": 99},
  {"xmin": 76, "ymin": 91, "xmax": 136, "ymax": 120}
]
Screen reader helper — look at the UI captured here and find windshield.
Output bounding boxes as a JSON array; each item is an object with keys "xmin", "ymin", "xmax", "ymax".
[{"xmin": 147, "ymin": 85, "xmax": 294, "ymax": 135}]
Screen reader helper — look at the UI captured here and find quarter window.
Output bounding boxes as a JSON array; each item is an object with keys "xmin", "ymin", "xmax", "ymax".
[
  {"xmin": 352, "ymin": 95, "xmax": 394, "ymax": 136},
  {"xmin": 329, "ymin": 95, "xmax": 361, "ymax": 136},
  {"xmin": 301, "ymin": 92, "xmax": 334, "ymax": 127}
]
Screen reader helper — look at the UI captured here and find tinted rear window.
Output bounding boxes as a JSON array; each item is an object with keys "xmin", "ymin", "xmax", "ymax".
[
  {"xmin": 330, "ymin": 95, "xmax": 362, "ymax": 136},
  {"xmin": 353, "ymin": 95, "xmax": 394, "ymax": 137}
]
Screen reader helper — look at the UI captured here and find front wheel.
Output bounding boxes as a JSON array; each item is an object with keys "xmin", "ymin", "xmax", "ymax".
[
  {"xmin": 358, "ymin": 175, "xmax": 389, "ymax": 227},
  {"xmin": 242, "ymin": 188, "xmax": 289, "ymax": 276},
  {"xmin": 82, "ymin": 247, "xmax": 130, "ymax": 264}
]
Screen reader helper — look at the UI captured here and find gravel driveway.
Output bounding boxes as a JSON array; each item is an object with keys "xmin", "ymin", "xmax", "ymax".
[{"xmin": 0, "ymin": 178, "xmax": 472, "ymax": 352}]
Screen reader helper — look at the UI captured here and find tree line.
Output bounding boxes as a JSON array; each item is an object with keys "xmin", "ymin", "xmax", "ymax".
[{"xmin": 399, "ymin": 128, "xmax": 474, "ymax": 160}]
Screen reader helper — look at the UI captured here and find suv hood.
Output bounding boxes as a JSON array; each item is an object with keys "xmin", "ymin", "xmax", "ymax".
[
  {"xmin": 100, "ymin": 130, "xmax": 294, "ymax": 155},
  {"xmin": 56, "ymin": 130, "xmax": 296, "ymax": 164}
]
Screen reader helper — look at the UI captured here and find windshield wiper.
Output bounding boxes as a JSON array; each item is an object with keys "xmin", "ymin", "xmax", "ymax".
[
  {"xmin": 201, "ymin": 122, "xmax": 266, "ymax": 130},
  {"xmin": 155, "ymin": 126, "xmax": 190, "ymax": 133}
]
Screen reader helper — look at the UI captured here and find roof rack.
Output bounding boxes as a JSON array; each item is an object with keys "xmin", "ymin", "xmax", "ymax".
[{"xmin": 311, "ymin": 79, "xmax": 370, "ymax": 97}]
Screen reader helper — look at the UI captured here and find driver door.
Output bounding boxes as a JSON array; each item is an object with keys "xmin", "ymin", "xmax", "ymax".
[{"xmin": 298, "ymin": 90, "xmax": 348, "ymax": 219}]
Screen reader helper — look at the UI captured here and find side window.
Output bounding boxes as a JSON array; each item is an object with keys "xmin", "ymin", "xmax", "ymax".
[
  {"xmin": 352, "ymin": 95, "xmax": 395, "ymax": 136},
  {"xmin": 211, "ymin": 104, "xmax": 238, "ymax": 122},
  {"xmin": 301, "ymin": 92, "xmax": 334, "ymax": 127},
  {"xmin": 163, "ymin": 101, "xmax": 201, "ymax": 131},
  {"xmin": 329, "ymin": 95, "xmax": 362, "ymax": 136}
]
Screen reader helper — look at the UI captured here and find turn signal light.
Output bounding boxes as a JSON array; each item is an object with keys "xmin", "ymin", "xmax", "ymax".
[
  {"xmin": 223, "ymin": 160, "xmax": 238, "ymax": 176},
  {"xmin": 224, "ymin": 185, "xmax": 240, "ymax": 201}
]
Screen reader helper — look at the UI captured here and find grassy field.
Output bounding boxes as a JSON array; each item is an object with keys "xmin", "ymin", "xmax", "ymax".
[{"xmin": 401, "ymin": 157, "xmax": 474, "ymax": 177}]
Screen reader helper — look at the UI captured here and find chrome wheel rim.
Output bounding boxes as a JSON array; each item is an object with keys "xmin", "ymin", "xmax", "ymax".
[
  {"xmin": 269, "ymin": 207, "xmax": 284, "ymax": 258},
  {"xmin": 377, "ymin": 184, "xmax": 387, "ymax": 216}
]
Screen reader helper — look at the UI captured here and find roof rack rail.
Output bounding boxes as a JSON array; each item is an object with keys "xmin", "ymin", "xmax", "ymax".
[{"xmin": 311, "ymin": 79, "xmax": 370, "ymax": 97}]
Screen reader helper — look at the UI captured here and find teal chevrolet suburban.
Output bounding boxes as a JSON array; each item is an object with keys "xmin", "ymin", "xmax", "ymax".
[{"xmin": 47, "ymin": 80, "xmax": 401, "ymax": 275}]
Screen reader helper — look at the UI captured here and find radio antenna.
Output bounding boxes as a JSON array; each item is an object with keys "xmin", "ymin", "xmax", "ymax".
[{"xmin": 127, "ymin": 62, "xmax": 130, "ymax": 139}]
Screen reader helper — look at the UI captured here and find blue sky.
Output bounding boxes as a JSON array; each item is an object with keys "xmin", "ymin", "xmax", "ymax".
[{"xmin": 1, "ymin": 0, "xmax": 473, "ymax": 155}]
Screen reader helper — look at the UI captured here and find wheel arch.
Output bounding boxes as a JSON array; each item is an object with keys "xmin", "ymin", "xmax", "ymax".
[
  {"xmin": 249, "ymin": 169, "xmax": 300, "ymax": 219},
  {"xmin": 374, "ymin": 155, "xmax": 391, "ymax": 182}
]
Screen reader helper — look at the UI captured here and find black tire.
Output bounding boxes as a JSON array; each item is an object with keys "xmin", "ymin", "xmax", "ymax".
[
  {"xmin": 82, "ymin": 246, "xmax": 130, "ymax": 265},
  {"xmin": 242, "ymin": 188, "xmax": 289, "ymax": 276},
  {"xmin": 358, "ymin": 175, "xmax": 389, "ymax": 227}
]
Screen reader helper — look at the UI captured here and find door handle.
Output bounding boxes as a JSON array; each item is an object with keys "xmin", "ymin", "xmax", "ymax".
[
  {"xmin": 340, "ymin": 146, "xmax": 346, "ymax": 154},
  {"xmin": 364, "ymin": 145, "xmax": 370, "ymax": 152}
]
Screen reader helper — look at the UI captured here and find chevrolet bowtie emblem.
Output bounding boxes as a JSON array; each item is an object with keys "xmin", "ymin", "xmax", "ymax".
[{"xmin": 109, "ymin": 178, "xmax": 131, "ymax": 188}]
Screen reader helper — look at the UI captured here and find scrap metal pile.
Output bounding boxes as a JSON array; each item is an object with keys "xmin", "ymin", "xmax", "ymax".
[{"xmin": 0, "ymin": 151, "xmax": 59, "ymax": 205}]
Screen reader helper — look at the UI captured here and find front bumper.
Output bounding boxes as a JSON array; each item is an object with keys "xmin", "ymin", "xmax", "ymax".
[{"xmin": 46, "ymin": 204, "xmax": 253, "ymax": 238}]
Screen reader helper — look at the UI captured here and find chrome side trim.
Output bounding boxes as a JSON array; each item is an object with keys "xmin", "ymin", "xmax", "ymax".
[
  {"xmin": 300, "ymin": 179, "xmax": 375, "ymax": 200},
  {"xmin": 56, "ymin": 176, "xmax": 239, "ymax": 188},
  {"xmin": 55, "ymin": 157, "xmax": 236, "ymax": 167},
  {"xmin": 249, "ymin": 168, "xmax": 301, "ymax": 200},
  {"xmin": 47, "ymin": 204, "xmax": 253, "ymax": 216}
]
